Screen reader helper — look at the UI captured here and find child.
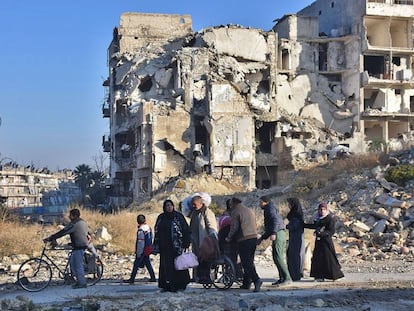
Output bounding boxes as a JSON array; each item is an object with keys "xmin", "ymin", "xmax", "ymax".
[
  {"xmin": 123, "ymin": 214, "xmax": 156, "ymax": 283},
  {"xmin": 87, "ymin": 232, "xmax": 99, "ymax": 259}
]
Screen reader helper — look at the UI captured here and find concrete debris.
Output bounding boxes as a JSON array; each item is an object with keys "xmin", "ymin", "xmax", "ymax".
[
  {"xmin": 375, "ymin": 193, "xmax": 407, "ymax": 208},
  {"xmin": 95, "ymin": 226, "xmax": 112, "ymax": 242}
]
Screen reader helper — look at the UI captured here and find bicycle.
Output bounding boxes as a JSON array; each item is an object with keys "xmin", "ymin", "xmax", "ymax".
[{"xmin": 17, "ymin": 242, "xmax": 103, "ymax": 292}]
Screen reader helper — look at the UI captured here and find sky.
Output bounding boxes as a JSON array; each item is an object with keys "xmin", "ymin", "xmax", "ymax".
[{"xmin": 0, "ymin": 0, "xmax": 314, "ymax": 171}]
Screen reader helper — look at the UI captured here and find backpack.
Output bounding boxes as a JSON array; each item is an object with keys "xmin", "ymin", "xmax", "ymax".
[{"xmin": 143, "ymin": 229, "xmax": 153, "ymax": 256}]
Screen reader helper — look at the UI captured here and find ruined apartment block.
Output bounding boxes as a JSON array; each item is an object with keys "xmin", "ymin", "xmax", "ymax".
[
  {"xmin": 297, "ymin": 0, "xmax": 414, "ymax": 148},
  {"xmin": 102, "ymin": 1, "xmax": 414, "ymax": 207}
]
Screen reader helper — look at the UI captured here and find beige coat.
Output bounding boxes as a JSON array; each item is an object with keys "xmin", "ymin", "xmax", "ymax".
[{"xmin": 190, "ymin": 206, "xmax": 218, "ymax": 256}]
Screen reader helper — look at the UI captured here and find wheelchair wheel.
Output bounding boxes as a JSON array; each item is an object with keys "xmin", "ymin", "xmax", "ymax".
[
  {"xmin": 69, "ymin": 253, "xmax": 104, "ymax": 286},
  {"xmin": 210, "ymin": 255, "xmax": 235, "ymax": 290},
  {"xmin": 83, "ymin": 252, "xmax": 103, "ymax": 286},
  {"xmin": 85, "ymin": 256, "xmax": 103, "ymax": 286},
  {"xmin": 17, "ymin": 258, "xmax": 52, "ymax": 292}
]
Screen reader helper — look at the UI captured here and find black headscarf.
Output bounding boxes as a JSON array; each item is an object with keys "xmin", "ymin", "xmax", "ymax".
[
  {"xmin": 287, "ymin": 197, "xmax": 304, "ymax": 221},
  {"xmin": 163, "ymin": 199, "xmax": 175, "ymax": 219}
]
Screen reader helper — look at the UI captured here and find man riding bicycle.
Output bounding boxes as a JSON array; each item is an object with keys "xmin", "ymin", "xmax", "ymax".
[{"xmin": 43, "ymin": 208, "xmax": 89, "ymax": 289}]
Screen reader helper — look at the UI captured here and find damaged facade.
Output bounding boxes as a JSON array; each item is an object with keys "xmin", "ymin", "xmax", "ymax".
[{"xmin": 102, "ymin": 1, "xmax": 414, "ymax": 207}]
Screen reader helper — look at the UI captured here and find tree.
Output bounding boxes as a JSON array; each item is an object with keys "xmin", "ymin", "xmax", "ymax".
[
  {"xmin": 74, "ymin": 164, "xmax": 92, "ymax": 195},
  {"xmin": 92, "ymin": 153, "xmax": 109, "ymax": 175},
  {"xmin": 90, "ymin": 171, "xmax": 106, "ymax": 188},
  {"xmin": 74, "ymin": 164, "xmax": 108, "ymax": 208}
]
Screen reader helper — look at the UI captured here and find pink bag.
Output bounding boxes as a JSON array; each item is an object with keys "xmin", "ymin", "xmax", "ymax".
[{"xmin": 174, "ymin": 252, "xmax": 199, "ymax": 270}]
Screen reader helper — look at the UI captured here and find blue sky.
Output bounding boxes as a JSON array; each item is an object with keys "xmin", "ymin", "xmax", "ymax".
[{"xmin": 0, "ymin": 0, "xmax": 314, "ymax": 171}]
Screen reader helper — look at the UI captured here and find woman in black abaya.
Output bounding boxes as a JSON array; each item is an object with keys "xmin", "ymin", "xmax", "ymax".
[
  {"xmin": 286, "ymin": 197, "xmax": 304, "ymax": 281},
  {"xmin": 304, "ymin": 202, "xmax": 344, "ymax": 281},
  {"xmin": 153, "ymin": 199, "xmax": 191, "ymax": 292}
]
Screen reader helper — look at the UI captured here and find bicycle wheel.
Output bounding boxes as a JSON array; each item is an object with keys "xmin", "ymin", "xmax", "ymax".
[
  {"xmin": 211, "ymin": 255, "xmax": 235, "ymax": 290},
  {"xmin": 17, "ymin": 258, "xmax": 52, "ymax": 292}
]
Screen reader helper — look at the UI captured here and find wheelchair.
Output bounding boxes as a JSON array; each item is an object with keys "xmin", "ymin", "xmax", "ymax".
[{"xmin": 199, "ymin": 254, "xmax": 236, "ymax": 290}]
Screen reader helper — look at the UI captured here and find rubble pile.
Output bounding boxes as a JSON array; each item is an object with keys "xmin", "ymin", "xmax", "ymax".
[
  {"xmin": 304, "ymin": 149, "xmax": 414, "ymax": 269},
  {"xmin": 133, "ymin": 148, "xmax": 414, "ymax": 271}
]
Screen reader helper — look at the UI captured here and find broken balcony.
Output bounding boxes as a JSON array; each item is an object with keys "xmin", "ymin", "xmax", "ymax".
[
  {"xmin": 102, "ymin": 135, "xmax": 111, "ymax": 153},
  {"xmin": 102, "ymin": 103, "xmax": 110, "ymax": 118}
]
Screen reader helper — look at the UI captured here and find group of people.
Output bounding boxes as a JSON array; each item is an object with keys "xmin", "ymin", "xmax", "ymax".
[
  {"xmin": 257, "ymin": 196, "xmax": 344, "ymax": 285},
  {"xmin": 44, "ymin": 194, "xmax": 344, "ymax": 292}
]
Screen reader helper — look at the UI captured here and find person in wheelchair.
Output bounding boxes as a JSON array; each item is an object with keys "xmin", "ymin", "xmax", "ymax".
[{"xmin": 190, "ymin": 195, "xmax": 218, "ymax": 283}]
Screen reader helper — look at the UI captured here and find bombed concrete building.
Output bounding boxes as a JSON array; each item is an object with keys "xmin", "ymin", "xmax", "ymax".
[
  {"xmin": 102, "ymin": 1, "xmax": 414, "ymax": 207},
  {"xmin": 295, "ymin": 0, "xmax": 414, "ymax": 152}
]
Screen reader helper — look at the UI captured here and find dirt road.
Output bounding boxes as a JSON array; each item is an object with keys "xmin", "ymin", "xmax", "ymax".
[{"xmin": 2, "ymin": 260, "xmax": 414, "ymax": 310}]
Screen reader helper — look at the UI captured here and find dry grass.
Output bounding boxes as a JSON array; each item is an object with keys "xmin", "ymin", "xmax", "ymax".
[
  {"xmin": 289, "ymin": 153, "xmax": 379, "ymax": 199},
  {"xmin": 0, "ymin": 208, "xmax": 155, "ymax": 257},
  {"xmin": 80, "ymin": 208, "xmax": 139, "ymax": 254},
  {"xmin": 0, "ymin": 154, "xmax": 380, "ymax": 258},
  {"xmin": 0, "ymin": 222, "xmax": 43, "ymax": 257}
]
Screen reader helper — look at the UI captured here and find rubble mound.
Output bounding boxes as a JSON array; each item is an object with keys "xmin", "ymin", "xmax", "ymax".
[{"xmin": 131, "ymin": 149, "xmax": 414, "ymax": 267}]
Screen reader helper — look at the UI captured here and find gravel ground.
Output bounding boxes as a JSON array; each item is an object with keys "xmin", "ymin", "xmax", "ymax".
[{"xmin": 1, "ymin": 252, "xmax": 414, "ymax": 310}]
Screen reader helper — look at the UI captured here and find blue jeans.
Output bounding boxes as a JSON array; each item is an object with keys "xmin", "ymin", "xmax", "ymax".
[
  {"xmin": 130, "ymin": 255, "xmax": 156, "ymax": 281},
  {"xmin": 70, "ymin": 249, "xmax": 86, "ymax": 285}
]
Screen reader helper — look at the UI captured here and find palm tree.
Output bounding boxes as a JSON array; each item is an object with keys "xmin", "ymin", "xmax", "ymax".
[{"xmin": 74, "ymin": 164, "xmax": 92, "ymax": 195}]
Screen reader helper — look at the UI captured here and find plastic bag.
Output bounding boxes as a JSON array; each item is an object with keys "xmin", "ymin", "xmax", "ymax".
[{"xmin": 174, "ymin": 252, "xmax": 199, "ymax": 270}]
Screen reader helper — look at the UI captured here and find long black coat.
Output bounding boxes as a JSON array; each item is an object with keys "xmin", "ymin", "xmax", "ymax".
[
  {"xmin": 286, "ymin": 216, "xmax": 304, "ymax": 281},
  {"xmin": 153, "ymin": 210, "xmax": 191, "ymax": 291},
  {"xmin": 304, "ymin": 213, "xmax": 344, "ymax": 280}
]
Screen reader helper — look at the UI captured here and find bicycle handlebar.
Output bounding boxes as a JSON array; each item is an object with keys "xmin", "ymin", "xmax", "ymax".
[{"xmin": 43, "ymin": 240, "xmax": 72, "ymax": 250}]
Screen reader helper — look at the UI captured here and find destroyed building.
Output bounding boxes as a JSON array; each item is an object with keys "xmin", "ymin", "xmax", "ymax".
[{"xmin": 102, "ymin": 1, "xmax": 414, "ymax": 207}]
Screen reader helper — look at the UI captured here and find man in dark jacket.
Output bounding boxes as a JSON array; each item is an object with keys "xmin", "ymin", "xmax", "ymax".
[
  {"xmin": 257, "ymin": 196, "xmax": 292, "ymax": 286},
  {"xmin": 44, "ymin": 208, "xmax": 89, "ymax": 288}
]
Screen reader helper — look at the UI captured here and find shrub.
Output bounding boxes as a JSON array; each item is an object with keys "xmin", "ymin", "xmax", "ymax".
[
  {"xmin": 385, "ymin": 164, "xmax": 414, "ymax": 186},
  {"xmin": 368, "ymin": 138, "xmax": 388, "ymax": 152},
  {"xmin": 0, "ymin": 204, "xmax": 9, "ymax": 223}
]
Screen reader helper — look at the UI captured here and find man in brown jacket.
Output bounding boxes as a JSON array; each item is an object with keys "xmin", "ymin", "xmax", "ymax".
[{"xmin": 225, "ymin": 197, "xmax": 262, "ymax": 292}]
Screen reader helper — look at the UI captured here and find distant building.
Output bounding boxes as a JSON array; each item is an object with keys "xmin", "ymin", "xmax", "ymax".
[
  {"xmin": 102, "ymin": 1, "xmax": 414, "ymax": 208},
  {"xmin": 0, "ymin": 163, "xmax": 81, "ymax": 220}
]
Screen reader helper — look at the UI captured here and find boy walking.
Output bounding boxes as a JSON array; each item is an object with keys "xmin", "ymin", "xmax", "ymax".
[{"xmin": 123, "ymin": 214, "xmax": 156, "ymax": 283}]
